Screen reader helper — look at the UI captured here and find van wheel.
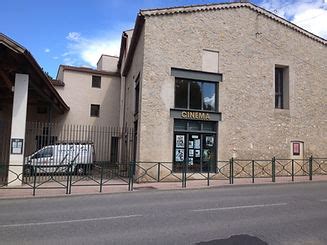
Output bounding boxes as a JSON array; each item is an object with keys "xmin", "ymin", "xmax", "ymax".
[{"xmin": 75, "ymin": 165, "xmax": 86, "ymax": 175}]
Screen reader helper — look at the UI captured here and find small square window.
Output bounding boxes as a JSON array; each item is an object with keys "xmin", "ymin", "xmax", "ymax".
[
  {"xmin": 90, "ymin": 104, "xmax": 100, "ymax": 117},
  {"xmin": 92, "ymin": 75, "xmax": 101, "ymax": 88}
]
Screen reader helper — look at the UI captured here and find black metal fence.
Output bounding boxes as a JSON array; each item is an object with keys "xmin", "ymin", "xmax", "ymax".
[
  {"xmin": 132, "ymin": 157, "xmax": 327, "ymax": 188},
  {"xmin": 1, "ymin": 162, "xmax": 132, "ymax": 195},
  {"xmin": 1, "ymin": 157, "xmax": 326, "ymax": 196},
  {"xmin": 0, "ymin": 156, "xmax": 327, "ymax": 195}
]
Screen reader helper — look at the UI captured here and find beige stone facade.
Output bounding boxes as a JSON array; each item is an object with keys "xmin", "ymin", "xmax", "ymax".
[
  {"xmin": 55, "ymin": 57, "xmax": 121, "ymax": 127},
  {"xmin": 120, "ymin": 2, "xmax": 327, "ymax": 164}
]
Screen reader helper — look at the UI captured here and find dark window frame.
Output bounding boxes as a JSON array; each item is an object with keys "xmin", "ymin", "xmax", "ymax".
[
  {"xmin": 174, "ymin": 78, "xmax": 218, "ymax": 112},
  {"xmin": 134, "ymin": 75, "xmax": 140, "ymax": 116},
  {"xmin": 90, "ymin": 104, "xmax": 100, "ymax": 117},
  {"xmin": 275, "ymin": 68, "xmax": 284, "ymax": 109},
  {"xmin": 92, "ymin": 75, "xmax": 101, "ymax": 88}
]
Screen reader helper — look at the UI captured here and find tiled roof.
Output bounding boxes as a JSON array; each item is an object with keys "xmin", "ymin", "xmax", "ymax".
[{"xmin": 140, "ymin": 2, "xmax": 327, "ymax": 45}]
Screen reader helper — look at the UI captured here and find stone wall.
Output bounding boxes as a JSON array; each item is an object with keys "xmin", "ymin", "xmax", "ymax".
[{"xmin": 137, "ymin": 7, "xmax": 326, "ymax": 162}]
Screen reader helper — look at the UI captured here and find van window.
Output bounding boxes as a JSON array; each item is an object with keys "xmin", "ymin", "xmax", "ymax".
[{"xmin": 32, "ymin": 147, "xmax": 53, "ymax": 159}]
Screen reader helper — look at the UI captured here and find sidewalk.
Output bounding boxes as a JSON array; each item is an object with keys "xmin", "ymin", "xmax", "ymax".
[{"xmin": 1, "ymin": 175, "xmax": 327, "ymax": 199}]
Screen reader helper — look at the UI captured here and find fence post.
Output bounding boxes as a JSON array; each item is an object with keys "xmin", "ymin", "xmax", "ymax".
[
  {"xmin": 229, "ymin": 159, "xmax": 232, "ymax": 184},
  {"xmin": 99, "ymin": 162, "xmax": 104, "ymax": 193},
  {"xmin": 32, "ymin": 166, "xmax": 37, "ymax": 196},
  {"xmin": 272, "ymin": 157, "xmax": 276, "ymax": 183},
  {"xmin": 292, "ymin": 159, "xmax": 294, "ymax": 181},
  {"xmin": 207, "ymin": 164, "xmax": 210, "ymax": 187},
  {"xmin": 65, "ymin": 165, "xmax": 70, "ymax": 194},
  {"xmin": 229, "ymin": 158, "xmax": 234, "ymax": 184},
  {"xmin": 157, "ymin": 162, "xmax": 161, "ymax": 182},
  {"xmin": 182, "ymin": 162, "xmax": 186, "ymax": 188},
  {"xmin": 128, "ymin": 161, "xmax": 135, "ymax": 191},
  {"xmin": 69, "ymin": 164, "xmax": 73, "ymax": 194},
  {"xmin": 309, "ymin": 155, "xmax": 313, "ymax": 181},
  {"xmin": 252, "ymin": 160, "xmax": 255, "ymax": 183}
]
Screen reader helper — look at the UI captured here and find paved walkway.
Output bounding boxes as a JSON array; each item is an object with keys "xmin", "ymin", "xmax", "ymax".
[{"xmin": 0, "ymin": 175, "xmax": 326, "ymax": 199}]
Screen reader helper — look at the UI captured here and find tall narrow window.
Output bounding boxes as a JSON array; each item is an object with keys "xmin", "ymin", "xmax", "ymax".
[
  {"xmin": 135, "ymin": 82, "xmax": 140, "ymax": 114},
  {"xmin": 175, "ymin": 79, "xmax": 188, "ymax": 108},
  {"xmin": 275, "ymin": 68, "xmax": 284, "ymax": 109},
  {"xmin": 92, "ymin": 75, "xmax": 101, "ymax": 88},
  {"xmin": 275, "ymin": 66, "xmax": 289, "ymax": 109},
  {"xmin": 190, "ymin": 81, "xmax": 202, "ymax": 110}
]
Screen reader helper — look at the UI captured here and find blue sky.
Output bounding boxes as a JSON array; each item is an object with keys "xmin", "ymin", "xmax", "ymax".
[{"xmin": 1, "ymin": 0, "xmax": 326, "ymax": 77}]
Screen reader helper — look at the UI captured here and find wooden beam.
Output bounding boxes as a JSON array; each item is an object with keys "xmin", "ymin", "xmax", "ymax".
[{"xmin": 0, "ymin": 69, "xmax": 13, "ymax": 90}]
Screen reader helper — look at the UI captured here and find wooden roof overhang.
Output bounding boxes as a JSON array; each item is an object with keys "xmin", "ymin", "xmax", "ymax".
[{"xmin": 0, "ymin": 33, "xmax": 69, "ymax": 114}]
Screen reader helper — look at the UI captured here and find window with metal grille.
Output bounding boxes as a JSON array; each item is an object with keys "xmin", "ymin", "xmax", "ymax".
[{"xmin": 92, "ymin": 75, "xmax": 101, "ymax": 88}]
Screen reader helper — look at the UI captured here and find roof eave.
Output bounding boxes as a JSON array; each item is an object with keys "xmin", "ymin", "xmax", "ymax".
[{"xmin": 122, "ymin": 14, "xmax": 145, "ymax": 76}]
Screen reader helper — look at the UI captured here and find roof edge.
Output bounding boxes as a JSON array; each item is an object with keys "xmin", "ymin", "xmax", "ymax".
[
  {"xmin": 60, "ymin": 65, "xmax": 120, "ymax": 77},
  {"xmin": 0, "ymin": 33, "xmax": 26, "ymax": 53},
  {"xmin": 122, "ymin": 14, "xmax": 145, "ymax": 76}
]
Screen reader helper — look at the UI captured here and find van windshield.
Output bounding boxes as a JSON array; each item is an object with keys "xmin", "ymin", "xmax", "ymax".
[{"xmin": 32, "ymin": 147, "xmax": 53, "ymax": 159}]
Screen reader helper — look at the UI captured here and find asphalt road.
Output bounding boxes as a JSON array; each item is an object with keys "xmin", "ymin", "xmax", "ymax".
[{"xmin": 0, "ymin": 182, "xmax": 327, "ymax": 245}]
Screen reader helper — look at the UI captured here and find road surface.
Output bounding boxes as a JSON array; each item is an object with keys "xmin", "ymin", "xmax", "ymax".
[{"xmin": 0, "ymin": 182, "xmax": 327, "ymax": 244}]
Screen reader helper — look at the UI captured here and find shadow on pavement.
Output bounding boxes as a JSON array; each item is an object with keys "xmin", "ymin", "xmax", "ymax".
[{"xmin": 196, "ymin": 234, "xmax": 268, "ymax": 245}]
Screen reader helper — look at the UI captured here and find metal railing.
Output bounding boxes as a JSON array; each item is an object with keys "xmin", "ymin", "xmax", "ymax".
[
  {"xmin": 0, "ymin": 156, "xmax": 326, "ymax": 196},
  {"xmin": 0, "ymin": 162, "xmax": 132, "ymax": 196}
]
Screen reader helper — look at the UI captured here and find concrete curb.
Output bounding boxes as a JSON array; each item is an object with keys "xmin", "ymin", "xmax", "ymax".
[{"xmin": 1, "ymin": 179, "xmax": 327, "ymax": 201}]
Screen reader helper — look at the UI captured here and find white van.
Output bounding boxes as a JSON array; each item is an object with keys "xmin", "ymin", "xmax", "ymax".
[{"xmin": 24, "ymin": 143, "xmax": 95, "ymax": 175}]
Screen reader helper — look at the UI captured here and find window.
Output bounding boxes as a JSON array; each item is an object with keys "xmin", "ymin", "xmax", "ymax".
[
  {"xmin": 275, "ymin": 66, "xmax": 289, "ymax": 109},
  {"xmin": 175, "ymin": 78, "xmax": 217, "ymax": 111},
  {"xmin": 292, "ymin": 142, "xmax": 300, "ymax": 156},
  {"xmin": 173, "ymin": 120, "xmax": 217, "ymax": 173},
  {"xmin": 92, "ymin": 75, "xmax": 101, "ymax": 88},
  {"xmin": 90, "ymin": 104, "xmax": 100, "ymax": 117},
  {"xmin": 32, "ymin": 147, "xmax": 53, "ymax": 159},
  {"xmin": 135, "ymin": 82, "xmax": 140, "ymax": 115}
]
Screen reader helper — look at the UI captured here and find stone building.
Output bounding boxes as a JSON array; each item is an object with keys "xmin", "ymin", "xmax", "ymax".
[{"xmin": 118, "ymin": 2, "xmax": 327, "ymax": 173}]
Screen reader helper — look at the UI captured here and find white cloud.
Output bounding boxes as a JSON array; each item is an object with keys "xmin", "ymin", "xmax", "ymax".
[
  {"xmin": 260, "ymin": 0, "xmax": 327, "ymax": 39},
  {"xmin": 63, "ymin": 32, "xmax": 120, "ymax": 67},
  {"xmin": 44, "ymin": 48, "xmax": 50, "ymax": 53},
  {"xmin": 66, "ymin": 32, "xmax": 81, "ymax": 41}
]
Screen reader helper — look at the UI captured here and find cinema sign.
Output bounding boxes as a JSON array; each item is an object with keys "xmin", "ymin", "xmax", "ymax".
[{"xmin": 170, "ymin": 109, "xmax": 221, "ymax": 122}]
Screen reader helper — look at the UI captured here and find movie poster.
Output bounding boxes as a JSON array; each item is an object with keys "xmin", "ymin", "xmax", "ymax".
[
  {"xmin": 206, "ymin": 136, "xmax": 214, "ymax": 147},
  {"xmin": 175, "ymin": 149, "xmax": 184, "ymax": 162},
  {"xmin": 176, "ymin": 135, "xmax": 185, "ymax": 148},
  {"xmin": 189, "ymin": 149, "xmax": 194, "ymax": 157}
]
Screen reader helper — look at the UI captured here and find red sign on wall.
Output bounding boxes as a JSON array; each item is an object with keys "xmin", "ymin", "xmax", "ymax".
[{"xmin": 293, "ymin": 142, "xmax": 300, "ymax": 156}]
